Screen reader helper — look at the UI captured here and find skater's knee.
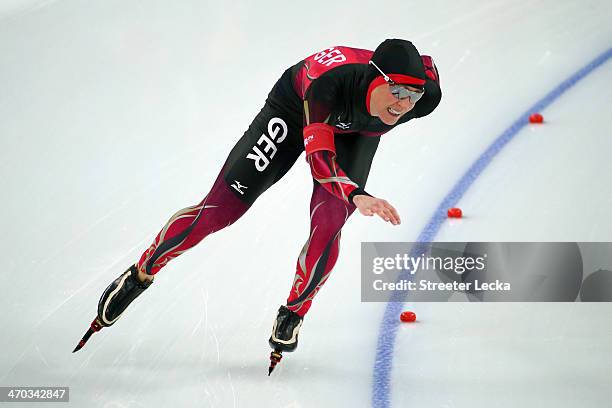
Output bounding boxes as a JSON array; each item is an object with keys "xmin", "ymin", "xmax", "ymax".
[{"xmin": 311, "ymin": 215, "xmax": 349, "ymax": 238}]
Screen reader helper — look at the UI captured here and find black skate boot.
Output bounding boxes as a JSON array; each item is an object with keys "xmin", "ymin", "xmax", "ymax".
[
  {"xmin": 73, "ymin": 264, "xmax": 153, "ymax": 352},
  {"xmin": 267, "ymin": 305, "xmax": 303, "ymax": 375}
]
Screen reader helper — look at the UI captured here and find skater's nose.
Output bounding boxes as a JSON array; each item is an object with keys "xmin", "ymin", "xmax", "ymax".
[{"xmin": 396, "ymin": 98, "xmax": 415, "ymax": 111}]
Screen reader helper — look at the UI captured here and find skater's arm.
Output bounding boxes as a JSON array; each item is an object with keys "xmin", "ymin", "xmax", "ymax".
[
  {"xmin": 302, "ymin": 74, "xmax": 400, "ymax": 224},
  {"xmin": 306, "ymin": 146, "xmax": 364, "ymax": 203},
  {"xmin": 306, "ymin": 151, "xmax": 400, "ymax": 224},
  {"xmin": 302, "ymin": 76, "xmax": 365, "ymax": 204},
  {"xmin": 304, "ymin": 129, "xmax": 399, "ymax": 225}
]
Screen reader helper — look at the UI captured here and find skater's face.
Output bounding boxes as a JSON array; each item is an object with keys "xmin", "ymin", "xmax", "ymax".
[{"xmin": 369, "ymin": 83, "xmax": 421, "ymax": 126}]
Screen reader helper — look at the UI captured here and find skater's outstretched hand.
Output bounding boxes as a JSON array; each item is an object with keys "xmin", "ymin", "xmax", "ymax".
[{"xmin": 352, "ymin": 195, "xmax": 401, "ymax": 225}]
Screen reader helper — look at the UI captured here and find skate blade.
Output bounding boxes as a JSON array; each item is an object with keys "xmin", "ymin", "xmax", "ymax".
[
  {"xmin": 268, "ymin": 349, "xmax": 283, "ymax": 375},
  {"xmin": 73, "ymin": 318, "xmax": 103, "ymax": 353}
]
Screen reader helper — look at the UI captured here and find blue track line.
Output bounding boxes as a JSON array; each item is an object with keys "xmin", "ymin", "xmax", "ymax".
[{"xmin": 371, "ymin": 45, "xmax": 612, "ymax": 408}]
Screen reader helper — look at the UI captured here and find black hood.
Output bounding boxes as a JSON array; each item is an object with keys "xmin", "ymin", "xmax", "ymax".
[
  {"xmin": 363, "ymin": 39, "xmax": 441, "ymax": 120},
  {"xmin": 368, "ymin": 39, "xmax": 427, "ymax": 85}
]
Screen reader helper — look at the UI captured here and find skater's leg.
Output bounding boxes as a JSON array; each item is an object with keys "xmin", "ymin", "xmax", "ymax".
[
  {"xmin": 268, "ymin": 117, "xmax": 381, "ymax": 366},
  {"xmin": 136, "ymin": 168, "xmax": 250, "ymax": 277},
  {"xmin": 78, "ymin": 69, "xmax": 304, "ymax": 351},
  {"xmin": 137, "ymin": 90, "xmax": 304, "ymax": 277},
  {"xmin": 268, "ymin": 183, "xmax": 355, "ymax": 354},
  {"xmin": 285, "ymin": 182, "xmax": 356, "ymax": 316},
  {"xmin": 284, "ymin": 132, "xmax": 381, "ymax": 316}
]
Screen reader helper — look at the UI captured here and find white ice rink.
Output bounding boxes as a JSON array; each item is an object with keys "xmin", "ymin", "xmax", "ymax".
[{"xmin": 1, "ymin": 0, "xmax": 611, "ymax": 407}]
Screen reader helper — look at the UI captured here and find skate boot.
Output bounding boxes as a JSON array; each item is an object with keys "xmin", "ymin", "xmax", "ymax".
[
  {"xmin": 73, "ymin": 264, "xmax": 153, "ymax": 352},
  {"xmin": 267, "ymin": 305, "xmax": 303, "ymax": 375}
]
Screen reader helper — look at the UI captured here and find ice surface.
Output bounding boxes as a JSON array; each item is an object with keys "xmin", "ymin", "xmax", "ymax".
[{"xmin": 1, "ymin": 0, "xmax": 611, "ymax": 407}]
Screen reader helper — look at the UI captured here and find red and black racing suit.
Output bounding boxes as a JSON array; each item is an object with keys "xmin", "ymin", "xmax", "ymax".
[{"xmin": 137, "ymin": 46, "xmax": 441, "ymax": 316}]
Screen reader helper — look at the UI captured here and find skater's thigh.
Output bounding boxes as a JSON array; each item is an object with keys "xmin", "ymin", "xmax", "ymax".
[{"xmin": 223, "ymin": 101, "xmax": 303, "ymax": 206}]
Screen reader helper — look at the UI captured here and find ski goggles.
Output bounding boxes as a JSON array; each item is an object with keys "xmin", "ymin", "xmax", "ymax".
[{"xmin": 369, "ymin": 60, "xmax": 425, "ymax": 104}]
